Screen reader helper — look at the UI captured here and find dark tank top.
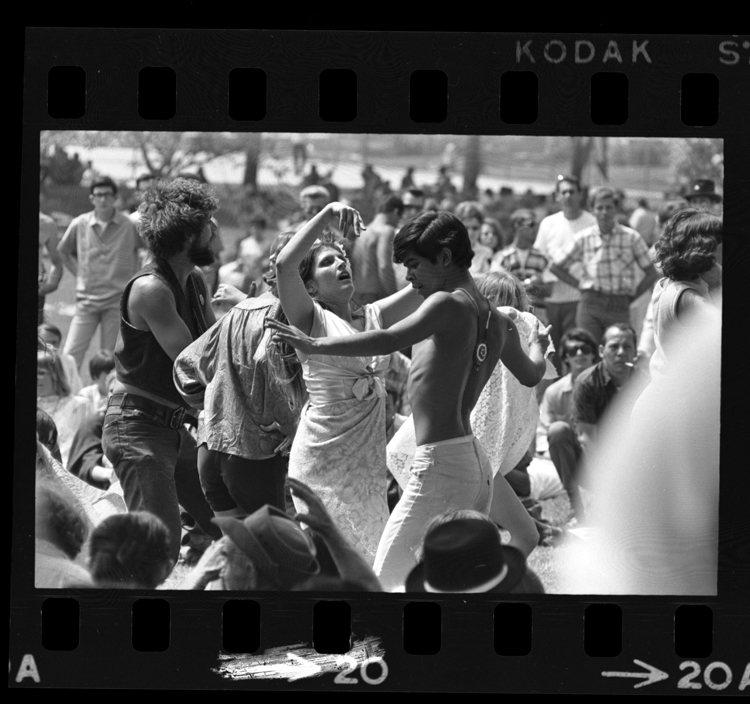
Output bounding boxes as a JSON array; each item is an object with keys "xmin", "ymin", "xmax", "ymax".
[{"xmin": 114, "ymin": 257, "xmax": 209, "ymax": 407}]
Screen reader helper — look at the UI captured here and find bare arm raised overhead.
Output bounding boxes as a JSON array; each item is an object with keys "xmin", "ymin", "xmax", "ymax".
[{"xmin": 274, "ymin": 202, "xmax": 365, "ymax": 335}]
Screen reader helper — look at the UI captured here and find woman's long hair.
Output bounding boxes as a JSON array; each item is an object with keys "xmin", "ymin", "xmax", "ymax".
[
  {"xmin": 264, "ymin": 232, "xmax": 360, "ymax": 413},
  {"xmin": 37, "ymin": 345, "xmax": 70, "ymax": 397}
]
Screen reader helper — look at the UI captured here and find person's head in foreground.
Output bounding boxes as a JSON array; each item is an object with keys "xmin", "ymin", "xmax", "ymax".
[
  {"xmin": 406, "ymin": 515, "xmax": 544, "ymax": 594},
  {"xmin": 654, "ymin": 208, "xmax": 721, "ymax": 282},
  {"xmin": 37, "ymin": 348, "xmax": 70, "ymax": 399},
  {"xmin": 211, "ymin": 505, "xmax": 320, "ymax": 590},
  {"xmin": 560, "ymin": 327, "xmax": 599, "ymax": 376},
  {"xmin": 88, "ymin": 512, "xmax": 174, "ymax": 588},
  {"xmin": 38, "ymin": 322, "xmax": 64, "ymax": 351},
  {"xmin": 137, "ymin": 177, "xmax": 219, "ymax": 264},
  {"xmin": 392, "ymin": 211, "xmax": 473, "ymax": 297}
]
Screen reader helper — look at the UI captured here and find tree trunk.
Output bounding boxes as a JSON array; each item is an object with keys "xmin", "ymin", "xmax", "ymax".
[
  {"xmin": 243, "ymin": 133, "xmax": 263, "ymax": 189},
  {"xmin": 462, "ymin": 135, "xmax": 482, "ymax": 200},
  {"xmin": 569, "ymin": 137, "xmax": 595, "ymax": 185}
]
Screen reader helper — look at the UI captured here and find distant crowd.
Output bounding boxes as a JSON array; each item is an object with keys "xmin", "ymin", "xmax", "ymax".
[{"xmin": 35, "ymin": 162, "xmax": 723, "ymax": 593}]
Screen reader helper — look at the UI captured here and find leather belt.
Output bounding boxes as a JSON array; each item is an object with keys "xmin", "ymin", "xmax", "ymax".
[{"xmin": 106, "ymin": 393, "xmax": 186, "ymax": 430}]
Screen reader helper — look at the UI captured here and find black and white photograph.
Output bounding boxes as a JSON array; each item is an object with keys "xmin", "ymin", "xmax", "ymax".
[{"xmin": 34, "ymin": 130, "xmax": 723, "ymax": 596}]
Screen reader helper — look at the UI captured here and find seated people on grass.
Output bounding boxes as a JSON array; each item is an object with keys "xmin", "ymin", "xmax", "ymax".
[
  {"xmin": 38, "ymin": 323, "xmax": 83, "ymax": 395},
  {"xmin": 37, "ymin": 346, "xmax": 94, "ymax": 467},
  {"xmin": 535, "ymin": 327, "xmax": 599, "ymax": 517},
  {"xmin": 566, "ymin": 323, "xmax": 649, "ymax": 519}
]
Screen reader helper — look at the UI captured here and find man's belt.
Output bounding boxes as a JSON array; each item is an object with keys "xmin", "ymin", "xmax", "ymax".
[{"xmin": 106, "ymin": 393, "xmax": 186, "ymax": 430}]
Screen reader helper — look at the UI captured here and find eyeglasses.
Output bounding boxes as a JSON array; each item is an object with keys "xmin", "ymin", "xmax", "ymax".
[
  {"xmin": 92, "ymin": 192, "xmax": 114, "ymax": 199},
  {"xmin": 513, "ymin": 219, "xmax": 536, "ymax": 228},
  {"xmin": 564, "ymin": 343, "xmax": 594, "ymax": 357}
]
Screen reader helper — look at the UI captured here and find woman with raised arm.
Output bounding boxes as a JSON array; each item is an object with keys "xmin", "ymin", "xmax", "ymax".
[{"xmin": 272, "ymin": 201, "xmax": 423, "ymax": 563}]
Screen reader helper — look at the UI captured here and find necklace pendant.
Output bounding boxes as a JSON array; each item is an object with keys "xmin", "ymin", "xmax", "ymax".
[{"xmin": 474, "ymin": 341, "xmax": 488, "ymax": 369}]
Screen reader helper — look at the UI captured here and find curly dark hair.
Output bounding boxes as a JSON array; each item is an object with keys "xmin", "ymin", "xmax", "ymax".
[
  {"xmin": 393, "ymin": 210, "xmax": 473, "ymax": 269},
  {"xmin": 138, "ymin": 178, "xmax": 219, "ymax": 259},
  {"xmin": 654, "ymin": 208, "xmax": 720, "ymax": 281},
  {"xmin": 88, "ymin": 512, "xmax": 172, "ymax": 588},
  {"xmin": 36, "ymin": 480, "xmax": 88, "ymax": 559}
]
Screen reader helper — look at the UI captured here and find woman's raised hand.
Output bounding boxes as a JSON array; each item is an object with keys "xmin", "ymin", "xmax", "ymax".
[{"xmin": 327, "ymin": 202, "xmax": 366, "ymax": 238}]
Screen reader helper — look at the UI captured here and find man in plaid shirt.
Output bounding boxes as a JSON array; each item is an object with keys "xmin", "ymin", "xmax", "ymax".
[{"xmin": 549, "ymin": 188, "xmax": 658, "ymax": 344}]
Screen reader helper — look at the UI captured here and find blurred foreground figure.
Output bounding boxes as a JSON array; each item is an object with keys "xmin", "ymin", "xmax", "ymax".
[{"xmin": 560, "ymin": 301, "xmax": 720, "ymax": 595}]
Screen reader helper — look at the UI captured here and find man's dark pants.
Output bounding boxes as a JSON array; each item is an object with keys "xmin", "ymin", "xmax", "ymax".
[{"xmin": 103, "ymin": 404, "xmax": 221, "ymax": 563}]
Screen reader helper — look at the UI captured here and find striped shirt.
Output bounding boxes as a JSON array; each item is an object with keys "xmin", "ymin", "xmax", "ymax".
[{"xmin": 556, "ymin": 223, "xmax": 652, "ymax": 297}]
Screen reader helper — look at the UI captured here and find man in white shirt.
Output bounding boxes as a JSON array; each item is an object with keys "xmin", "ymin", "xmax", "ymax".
[{"xmin": 535, "ymin": 176, "xmax": 596, "ymax": 364}]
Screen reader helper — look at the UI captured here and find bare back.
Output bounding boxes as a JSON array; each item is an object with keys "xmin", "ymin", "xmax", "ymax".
[{"xmin": 408, "ymin": 290, "xmax": 504, "ymax": 446}]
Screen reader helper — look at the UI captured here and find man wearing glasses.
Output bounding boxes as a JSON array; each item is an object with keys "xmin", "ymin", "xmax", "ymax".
[{"xmin": 58, "ymin": 177, "xmax": 143, "ymax": 370}]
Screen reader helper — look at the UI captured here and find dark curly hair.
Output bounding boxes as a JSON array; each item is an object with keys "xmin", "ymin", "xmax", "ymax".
[
  {"xmin": 88, "ymin": 512, "xmax": 173, "ymax": 588},
  {"xmin": 393, "ymin": 210, "xmax": 473, "ymax": 269},
  {"xmin": 654, "ymin": 208, "xmax": 721, "ymax": 281},
  {"xmin": 138, "ymin": 178, "xmax": 219, "ymax": 259},
  {"xmin": 36, "ymin": 480, "xmax": 89, "ymax": 559}
]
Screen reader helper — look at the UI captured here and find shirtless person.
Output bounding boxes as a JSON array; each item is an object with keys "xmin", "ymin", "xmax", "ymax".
[
  {"xmin": 269, "ymin": 210, "xmax": 549, "ymax": 591},
  {"xmin": 102, "ymin": 178, "xmax": 222, "ymax": 564}
]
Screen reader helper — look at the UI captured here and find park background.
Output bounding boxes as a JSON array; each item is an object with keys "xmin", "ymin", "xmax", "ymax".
[{"xmin": 38, "ymin": 131, "xmax": 722, "ymax": 387}]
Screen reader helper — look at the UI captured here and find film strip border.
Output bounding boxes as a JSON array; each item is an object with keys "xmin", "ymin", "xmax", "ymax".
[
  {"xmin": 16, "ymin": 29, "xmax": 750, "ymax": 692},
  {"xmin": 11, "ymin": 594, "xmax": 750, "ymax": 691}
]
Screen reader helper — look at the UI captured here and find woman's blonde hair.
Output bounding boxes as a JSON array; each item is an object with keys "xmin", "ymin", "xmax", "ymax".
[{"xmin": 474, "ymin": 271, "xmax": 530, "ymax": 311}]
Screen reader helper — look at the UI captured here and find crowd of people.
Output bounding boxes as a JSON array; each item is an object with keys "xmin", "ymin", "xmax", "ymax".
[{"xmin": 35, "ymin": 163, "xmax": 723, "ymax": 594}]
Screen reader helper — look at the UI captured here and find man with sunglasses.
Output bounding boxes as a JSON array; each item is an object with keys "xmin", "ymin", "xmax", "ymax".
[
  {"xmin": 58, "ymin": 177, "xmax": 143, "ymax": 370},
  {"xmin": 536, "ymin": 328, "xmax": 599, "ymax": 518}
]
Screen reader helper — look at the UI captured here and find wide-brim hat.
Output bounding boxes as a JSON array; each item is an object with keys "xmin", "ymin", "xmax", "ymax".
[
  {"xmin": 212, "ymin": 506, "xmax": 319, "ymax": 590},
  {"xmin": 405, "ymin": 519, "xmax": 528, "ymax": 593},
  {"xmin": 685, "ymin": 179, "xmax": 722, "ymax": 203}
]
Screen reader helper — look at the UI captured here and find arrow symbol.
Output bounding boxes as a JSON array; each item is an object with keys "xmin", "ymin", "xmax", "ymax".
[
  {"xmin": 286, "ymin": 652, "xmax": 322, "ymax": 682},
  {"xmin": 602, "ymin": 659, "xmax": 669, "ymax": 689}
]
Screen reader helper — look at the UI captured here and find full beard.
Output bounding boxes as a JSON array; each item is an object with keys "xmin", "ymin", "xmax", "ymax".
[{"xmin": 188, "ymin": 240, "xmax": 216, "ymax": 267}]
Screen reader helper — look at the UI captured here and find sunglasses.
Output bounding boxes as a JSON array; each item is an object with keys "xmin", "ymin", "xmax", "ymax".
[
  {"xmin": 564, "ymin": 343, "xmax": 594, "ymax": 357},
  {"xmin": 513, "ymin": 218, "xmax": 536, "ymax": 228}
]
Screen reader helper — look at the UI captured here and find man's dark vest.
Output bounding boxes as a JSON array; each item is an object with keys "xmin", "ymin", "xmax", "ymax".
[{"xmin": 114, "ymin": 257, "xmax": 209, "ymax": 407}]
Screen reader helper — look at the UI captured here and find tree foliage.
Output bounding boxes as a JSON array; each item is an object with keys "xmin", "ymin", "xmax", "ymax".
[{"xmin": 671, "ymin": 138, "xmax": 723, "ymax": 186}]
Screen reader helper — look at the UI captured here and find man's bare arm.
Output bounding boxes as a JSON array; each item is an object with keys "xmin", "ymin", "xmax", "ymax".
[
  {"xmin": 549, "ymin": 262, "xmax": 580, "ymax": 290},
  {"xmin": 376, "ymin": 226, "xmax": 398, "ymax": 297},
  {"xmin": 498, "ymin": 313, "xmax": 549, "ymax": 387},
  {"xmin": 489, "ymin": 473, "xmax": 539, "ymax": 557},
  {"xmin": 129, "ymin": 277, "xmax": 196, "ymax": 361},
  {"xmin": 633, "ymin": 263, "xmax": 658, "ymax": 300},
  {"xmin": 268, "ymin": 292, "xmax": 455, "ymax": 358}
]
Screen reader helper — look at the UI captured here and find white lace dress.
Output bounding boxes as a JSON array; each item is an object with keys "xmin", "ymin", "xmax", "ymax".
[{"xmin": 387, "ymin": 309, "xmax": 557, "ymax": 489}]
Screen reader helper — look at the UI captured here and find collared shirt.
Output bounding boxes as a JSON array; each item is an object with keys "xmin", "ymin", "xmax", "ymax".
[
  {"xmin": 35, "ymin": 539, "xmax": 94, "ymax": 588},
  {"xmin": 58, "ymin": 209, "xmax": 142, "ymax": 310},
  {"xmin": 491, "ymin": 245, "xmax": 549, "ymax": 280},
  {"xmin": 173, "ymin": 293, "xmax": 298, "ymax": 460},
  {"xmin": 572, "ymin": 361, "xmax": 648, "ymax": 428},
  {"xmin": 556, "ymin": 223, "xmax": 653, "ymax": 297},
  {"xmin": 535, "ymin": 210, "xmax": 597, "ymax": 302}
]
